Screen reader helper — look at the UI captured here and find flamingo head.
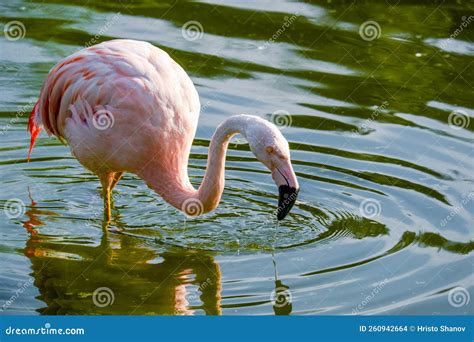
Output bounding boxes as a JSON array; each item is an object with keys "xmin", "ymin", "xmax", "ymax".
[{"xmin": 245, "ymin": 117, "xmax": 300, "ymax": 220}]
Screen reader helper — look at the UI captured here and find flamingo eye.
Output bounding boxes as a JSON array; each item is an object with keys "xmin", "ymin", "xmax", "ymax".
[{"xmin": 266, "ymin": 146, "xmax": 274, "ymax": 153}]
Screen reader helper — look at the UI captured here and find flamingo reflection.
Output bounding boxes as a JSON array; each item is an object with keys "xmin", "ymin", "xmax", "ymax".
[{"xmin": 21, "ymin": 190, "xmax": 222, "ymax": 315}]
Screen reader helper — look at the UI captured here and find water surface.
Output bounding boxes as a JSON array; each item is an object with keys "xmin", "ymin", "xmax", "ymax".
[{"xmin": 0, "ymin": 0, "xmax": 473, "ymax": 315}]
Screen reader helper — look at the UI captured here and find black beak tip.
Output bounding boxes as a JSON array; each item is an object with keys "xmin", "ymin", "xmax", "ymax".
[{"xmin": 277, "ymin": 186, "xmax": 299, "ymax": 220}]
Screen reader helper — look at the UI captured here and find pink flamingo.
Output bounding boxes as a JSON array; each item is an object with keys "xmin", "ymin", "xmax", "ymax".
[{"xmin": 28, "ymin": 39, "xmax": 299, "ymax": 222}]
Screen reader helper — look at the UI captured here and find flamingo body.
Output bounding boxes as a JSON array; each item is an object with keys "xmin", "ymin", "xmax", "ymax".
[
  {"xmin": 29, "ymin": 39, "xmax": 299, "ymax": 221},
  {"xmin": 30, "ymin": 40, "xmax": 199, "ymax": 179}
]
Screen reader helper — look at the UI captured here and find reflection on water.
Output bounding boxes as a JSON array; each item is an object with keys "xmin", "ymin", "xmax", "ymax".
[
  {"xmin": 12, "ymin": 188, "xmax": 473, "ymax": 315},
  {"xmin": 23, "ymin": 193, "xmax": 222, "ymax": 315},
  {"xmin": 0, "ymin": 0, "xmax": 473, "ymax": 315},
  {"xmin": 272, "ymin": 253, "xmax": 292, "ymax": 315}
]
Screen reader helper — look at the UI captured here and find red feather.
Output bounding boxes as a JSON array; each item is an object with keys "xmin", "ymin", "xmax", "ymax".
[{"xmin": 27, "ymin": 101, "xmax": 41, "ymax": 161}]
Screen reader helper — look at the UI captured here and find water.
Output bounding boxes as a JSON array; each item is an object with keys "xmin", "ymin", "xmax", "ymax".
[{"xmin": 1, "ymin": 0, "xmax": 473, "ymax": 315}]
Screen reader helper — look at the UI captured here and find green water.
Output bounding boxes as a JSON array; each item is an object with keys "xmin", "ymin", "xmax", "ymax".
[{"xmin": 0, "ymin": 0, "xmax": 473, "ymax": 315}]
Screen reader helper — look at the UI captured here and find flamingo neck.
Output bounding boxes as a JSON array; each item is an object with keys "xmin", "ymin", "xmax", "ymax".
[{"xmin": 140, "ymin": 115, "xmax": 249, "ymax": 215}]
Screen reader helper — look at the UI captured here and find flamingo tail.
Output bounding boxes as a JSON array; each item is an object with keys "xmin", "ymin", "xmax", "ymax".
[{"xmin": 27, "ymin": 102, "xmax": 41, "ymax": 161}]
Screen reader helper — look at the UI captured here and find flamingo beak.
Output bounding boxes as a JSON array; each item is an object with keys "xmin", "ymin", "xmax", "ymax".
[{"xmin": 272, "ymin": 162, "xmax": 299, "ymax": 220}]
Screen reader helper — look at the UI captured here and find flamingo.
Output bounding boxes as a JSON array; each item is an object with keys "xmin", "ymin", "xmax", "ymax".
[{"xmin": 27, "ymin": 39, "xmax": 299, "ymax": 222}]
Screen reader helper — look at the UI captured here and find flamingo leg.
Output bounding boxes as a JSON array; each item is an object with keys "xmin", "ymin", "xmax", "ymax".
[
  {"xmin": 110, "ymin": 171, "xmax": 124, "ymax": 191},
  {"xmin": 99, "ymin": 173, "xmax": 114, "ymax": 223}
]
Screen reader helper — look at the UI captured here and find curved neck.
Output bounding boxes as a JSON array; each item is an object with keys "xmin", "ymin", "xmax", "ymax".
[{"xmin": 140, "ymin": 115, "xmax": 249, "ymax": 214}]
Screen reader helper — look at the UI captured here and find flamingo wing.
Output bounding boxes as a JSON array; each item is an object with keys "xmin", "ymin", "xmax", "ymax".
[{"xmin": 28, "ymin": 39, "xmax": 200, "ymax": 168}]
